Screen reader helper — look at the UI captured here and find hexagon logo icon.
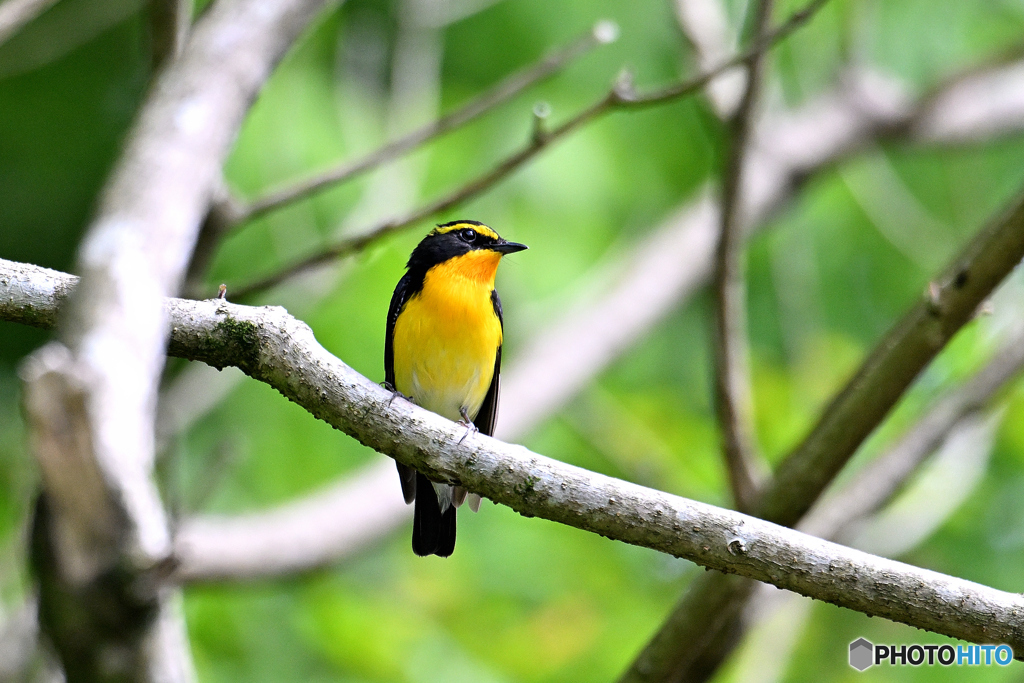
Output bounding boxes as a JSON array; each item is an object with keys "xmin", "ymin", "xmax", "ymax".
[{"xmin": 849, "ymin": 638, "xmax": 874, "ymax": 671}]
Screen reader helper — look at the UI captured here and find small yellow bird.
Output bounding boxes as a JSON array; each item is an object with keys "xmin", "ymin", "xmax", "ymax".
[{"xmin": 385, "ymin": 220, "xmax": 527, "ymax": 556}]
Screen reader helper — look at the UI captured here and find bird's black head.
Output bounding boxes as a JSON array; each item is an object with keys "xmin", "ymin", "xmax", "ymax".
[{"xmin": 406, "ymin": 220, "xmax": 527, "ymax": 273}]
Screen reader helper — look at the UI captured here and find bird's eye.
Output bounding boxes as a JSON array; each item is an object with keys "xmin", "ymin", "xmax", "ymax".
[{"xmin": 459, "ymin": 228, "xmax": 478, "ymax": 243}]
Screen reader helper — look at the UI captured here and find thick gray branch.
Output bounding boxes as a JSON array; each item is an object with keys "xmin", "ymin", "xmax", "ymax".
[
  {"xmin": 174, "ymin": 460, "xmax": 406, "ymax": 581},
  {"xmin": 18, "ymin": 0, "xmax": 334, "ymax": 679},
  {"xmin": 4, "ymin": 257, "xmax": 1024, "ymax": 653}
]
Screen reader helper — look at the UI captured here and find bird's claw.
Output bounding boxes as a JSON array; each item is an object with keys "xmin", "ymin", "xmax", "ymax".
[
  {"xmin": 457, "ymin": 407, "xmax": 478, "ymax": 444},
  {"xmin": 382, "ymin": 382, "xmax": 412, "ymax": 408},
  {"xmin": 457, "ymin": 423, "xmax": 478, "ymax": 444}
]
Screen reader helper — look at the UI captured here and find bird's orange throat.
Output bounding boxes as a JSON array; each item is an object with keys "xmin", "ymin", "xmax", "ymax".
[{"xmin": 428, "ymin": 249, "xmax": 503, "ymax": 286}]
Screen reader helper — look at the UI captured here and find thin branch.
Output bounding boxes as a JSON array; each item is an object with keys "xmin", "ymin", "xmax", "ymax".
[
  {"xmin": 801, "ymin": 329, "xmax": 1024, "ymax": 541},
  {"xmin": 0, "ymin": 0, "xmax": 58, "ymax": 46},
  {"xmin": 672, "ymin": 0, "xmax": 744, "ymax": 118},
  {"xmin": 712, "ymin": 0, "xmax": 774, "ymax": 513},
  {"xmin": 229, "ymin": 20, "xmax": 619, "ymax": 225},
  {"xmin": 230, "ymin": 0, "xmax": 835, "ymax": 299},
  {"xmin": 756, "ymin": 202, "xmax": 1024, "ymax": 528},
  {"xmin": 5, "ymin": 256, "xmax": 1024, "ymax": 653},
  {"xmin": 18, "ymin": 0, "xmax": 332, "ymax": 678}
]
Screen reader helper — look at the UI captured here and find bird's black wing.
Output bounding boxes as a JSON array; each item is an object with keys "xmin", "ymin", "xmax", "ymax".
[
  {"xmin": 473, "ymin": 289, "xmax": 503, "ymax": 437},
  {"xmin": 386, "ymin": 272, "xmax": 417, "ymax": 504},
  {"xmin": 385, "ymin": 272, "xmax": 414, "ymax": 388}
]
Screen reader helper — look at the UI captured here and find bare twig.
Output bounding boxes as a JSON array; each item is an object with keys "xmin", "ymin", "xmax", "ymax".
[
  {"xmin": 230, "ymin": 0, "xmax": 835, "ymax": 299},
  {"xmin": 673, "ymin": 0, "xmax": 744, "ymax": 118},
  {"xmin": 7, "ymin": 258, "xmax": 1024, "ymax": 653},
  {"xmin": 0, "ymin": 0, "xmax": 58, "ymax": 46},
  {"xmin": 17, "ymin": 0, "xmax": 333, "ymax": 678},
  {"xmin": 183, "ymin": 18, "xmax": 615, "ymax": 297},
  {"xmin": 711, "ymin": 0, "xmax": 774, "ymax": 512},
  {"xmin": 229, "ymin": 19, "xmax": 619, "ymax": 225}
]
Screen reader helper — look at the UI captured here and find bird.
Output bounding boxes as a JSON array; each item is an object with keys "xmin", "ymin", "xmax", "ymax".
[{"xmin": 385, "ymin": 220, "xmax": 527, "ymax": 556}]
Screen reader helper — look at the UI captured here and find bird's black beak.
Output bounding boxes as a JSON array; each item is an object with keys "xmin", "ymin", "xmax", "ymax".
[{"xmin": 492, "ymin": 240, "xmax": 528, "ymax": 254}]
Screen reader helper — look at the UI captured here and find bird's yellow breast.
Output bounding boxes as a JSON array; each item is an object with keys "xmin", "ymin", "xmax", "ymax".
[{"xmin": 392, "ymin": 251, "xmax": 503, "ymax": 422}]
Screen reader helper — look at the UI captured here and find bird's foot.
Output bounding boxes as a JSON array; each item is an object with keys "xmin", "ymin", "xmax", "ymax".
[
  {"xmin": 383, "ymin": 382, "xmax": 413, "ymax": 408},
  {"xmin": 457, "ymin": 407, "xmax": 478, "ymax": 444}
]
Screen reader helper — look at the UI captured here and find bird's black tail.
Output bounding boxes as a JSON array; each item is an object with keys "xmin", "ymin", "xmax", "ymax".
[{"xmin": 411, "ymin": 472, "xmax": 456, "ymax": 557}]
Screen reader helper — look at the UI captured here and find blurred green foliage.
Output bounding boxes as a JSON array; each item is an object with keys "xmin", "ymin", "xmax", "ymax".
[{"xmin": 3, "ymin": 0, "xmax": 1024, "ymax": 681}]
